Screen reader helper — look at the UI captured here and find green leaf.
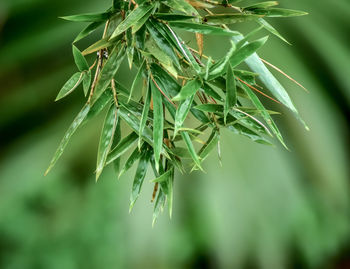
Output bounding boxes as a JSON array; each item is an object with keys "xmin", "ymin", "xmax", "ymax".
[
  {"xmin": 83, "ymin": 89, "xmax": 113, "ymax": 124},
  {"xmin": 239, "ymin": 81, "xmax": 287, "ymax": 148},
  {"xmin": 82, "ymin": 70, "xmax": 92, "ymax": 96},
  {"xmin": 96, "ymin": 104, "xmax": 118, "ymax": 181},
  {"xmin": 132, "ymin": 8, "xmax": 153, "ymax": 34},
  {"xmin": 169, "ymin": 22, "xmax": 240, "ymax": 36},
  {"xmin": 118, "ymin": 106, "xmax": 154, "ymax": 146},
  {"xmin": 129, "ymin": 60, "xmax": 146, "ymax": 101},
  {"xmin": 150, "ymin": 169, "xmax": 172, "ymax": 183},
  {"xmin": 119, "ymin": 144, "xmax": 145, "ymax": 178},
  {"xmin": 224, "ymin": 63, "xmax": 237, "ymax": 122},
  {"xmin": 112, "ymin": 116, "xmax": 122, "ymax": 176},
  {"xmin": 74, "ymin": 21, "xmax": 104, "ymax": 43},
  {"xmin": 45, "ymin": 104, "xmax": 90, "ymax": 176},
  {"xmin": 174, "ymin": 94, "xmax": 195, "ymax": 137},
  {"xmin": 60, "ymin": 12, "xmax": 110, "ymax": 22},
  {"xmin": 203, "ymin": 14, "xmax": 262, "ymax": 24},
  {"xmin": 202, "ymin": 83, "xmax": 223, "ymax": 101},
  {"xmin": 227, "ymin": 124, "xmax": 272, "ymax": 145},
  {"xmin": 55, "ymin": 72, "xmax": 83, "ymax": 101},
  {"xmin": 172, "ymin": 79, "xmax": 201, "ymax": 102},
  {"xmin": 232, "ymin": 35, "xmax": 308, "ymax": 129},
  {"xmin": 151, "ymin": 81, "xmax": 164, "ymax": 171},
  {"xmin": 146, "ymin": 20, "xmax": 180, "ymax": 68},
  {"xmin": 252, "ymin": 8, "xmax": 308, "ymax": 17},
  {"xmin": 126, "ymin": 27, "xmax": 135, "ymax": 69},
  {"xmin": 139, "ymin": 77, "xmax": 151, "ymax": 148},
  {"xmin": 181, "ymin": 131, "xmax": 203, "ymax": 171},
  {"xmin": 163, "ymin": 0, "xmax": 199, "ymax": 16},
  {"xmin": 198, "ymin": 130, "xmax": 219, "ymax": 161},
  {"xmin": 106, "ymin": 132, "xmax": 138, "ymax": 165},
  {"xmin": 91, "ymin": 45, "xmax": 125, "ymax": 104},
  {"xmin": 130, "ymin": 148, "xmax": 151, "ymax": 211},
  {"xmin": 145, "ymin": 38, "xmax": 178, "ymax": 78},
  {"xmin": 164, "ymin": 24, "xmax": 201, "ymax": 73},
  {"xmin": 152, "ymin": 188, "xmax": 166, "ymax": 226},
  {"xmin": 230, "ymin": 36, "xmax": 268, "ymax": 68},
  {"xmin": 208, "ymin": 41, "xmax": 236, "ymax": 80},
  {"xmin": 257, "ymin": 18, "xmax": 290, "ymax": 44},
  {"xmin": 110, "ymin": 3, "xmax": 154, "ymax": 39},
  {"xmin": 82, "ymin": 36, "xmax": 122, "ymax": 55},
  {"xmin": 72, "ymin": 45, "xmax": 89, "ymax": 71},
  {"xmin": 243, "ymin": 1, "xmax": 279, "ymax": 9},
  {"xmin": 195, "ymin": 103, "xmax": 223, "ymax": 113},
  {"xmin": 154, "ymin": 13, "xmax": 196, "ymax": 21}
]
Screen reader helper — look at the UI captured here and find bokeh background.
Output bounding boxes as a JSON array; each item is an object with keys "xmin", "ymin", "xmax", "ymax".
[{"xmin": 0, "ymin": 0, "xmax": 349, "ymax": 268}]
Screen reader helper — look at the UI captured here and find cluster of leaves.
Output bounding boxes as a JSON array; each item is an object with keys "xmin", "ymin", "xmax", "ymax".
[{"xmin": 45, "ymin": 0, "xmax": 308, "ymax": 224}]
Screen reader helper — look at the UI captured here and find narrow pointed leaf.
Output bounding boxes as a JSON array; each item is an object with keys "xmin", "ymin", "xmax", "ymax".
[
  {"xmin": 239, "ymin": 81, "xmax": 287, "ymax": 148},
  {"xmin": 96, "ymin": 104, "xmax": 118, "ymax": 180},
  {"xmin": 130, "ymin": 150, "xmax": 151, "ymax": 210},
  {"xmin": 60, "ymin": 12, "xmax": 110, "ymax": 22},
  {"xmin": 119, "ymin": 145, "xmax": 144, "ymax": 178},
  {"xmin": 252, "ymin": 8, "xmax": 308, "ymax": 18},
  {"xmin": 172, "ymin": 79, "xmax": 201, "ymax": 101},
  {"xmin": 174, "ymin": 94, "xmax": 195, "ymax": 137},
  {"xmin": 82, "ymin": 70, "xmax": 92, "ymax": 96},
  {"xmin": 257, "ymin": 18, "xmax": 290, "ymax": 44},
  {"xmin": 106, "ymin": 132, "xmax": 138, "ymax": 165},
  {"xmin": 91, "ymin": 45, "xmax": 125, "ymax": 104},
  {"xmin": 224, "ymin": 63, "xmax": 237, "ymax": 122},
  {"xmin": 203, "ymin": 14, "xmax": 262, "ymax": 25},
  {"xmin": 129, "ymin": 60, "xmax": 146, "ymax": 101},
  {"xmin": 232, "ymin": 35, "xmax": 308, "ymax": 129},
  {"xmin": 139, "ymin": 78, "xmax": 151, "ymax": 148},
  {"xmin": 151, "ymin": 81, "xmax": 164, "ymax": 170},
  {"xmin": 181, "ymin": 131, "xmax": 203, "ymax": 171},
  {"xmin": 169, "ymin": 22, "xmax": 241, "ymax": 36},
  {"xmin": 72, "ymin": 45, "xmax": 89, "ymax": 71},
  {"xmin": 111, "ymin": 3, "xmax": 154, "ymax": 39},
  {"xmin": 74, "ymin": 21, "xmax": 104, "ymax": 43},
  {"xmin": 55, "ymin": 72, "xmax": 83, "ymax": 101},
  {"xmin": 45, "ymin": 104, "xmax": 90, "ymax": 175}
]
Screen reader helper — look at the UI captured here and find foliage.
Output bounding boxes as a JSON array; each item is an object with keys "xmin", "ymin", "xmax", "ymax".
[{"xmin": 46, "ymin": 0, "xmax": 308, "ymax": 223}]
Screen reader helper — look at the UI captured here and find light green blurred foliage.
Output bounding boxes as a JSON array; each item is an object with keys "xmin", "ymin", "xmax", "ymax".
[{"xmin": 0, "ymin": 0, "xmax": 349, "ymax": 268}]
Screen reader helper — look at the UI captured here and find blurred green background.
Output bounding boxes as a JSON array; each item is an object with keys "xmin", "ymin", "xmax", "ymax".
[{"xmin": 0, "ymin": 0, "xmax": 349, "ymax": 268}]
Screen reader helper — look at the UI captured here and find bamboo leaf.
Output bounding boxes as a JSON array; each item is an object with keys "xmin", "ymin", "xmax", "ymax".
[
  {"xmin": 82, "ymin": 70, "xmax": 92, "ymax": 96},
  {"xmin": 172, "ymin": 79, "xmax": 201, "ymax": 102},
  {"xmin": 72, "ymin": 45, "xmax": 89, "ymax": 71},
  {"xmin": 174, "ymin": 94, "xmax": 195, "ymax": 137},
  {"xmin": 106, "ymin": 132, "xmax": 138, "ymax": 165},
  {"xmin": 60, "ymin": 12, "xmax": 110, "ymax": 22},
  {"xmin": 130, "ymin": 149, "xmax": 151, "ymax": 211},
  {"xmin": 129, "ymin": 60, "xmax": 146, "ymax": 101},
  {"xmin": 181, "ymin": 131, "xmax": 203, "ymax": 171},
  {"xmin": 74, "ymin": 21, "xmax": 104, "ymax": 43},
  {"xmin": 203, "ymin": 14, "xmax": 262, "ymax": 25},
  {"xmin": 119, "ymin": 145, "xmax": 144, "ymax": 178},
  {"xmin": 96, "ymin": 104, "xmax": 118, "ymax": 181},
  {"xmin": 224, "ymin": 63, "xmax": 237, "ymax": 122},
  {"xmin": 111, "ymin": 3, "xmax": 154, "ymax": 39},
  {"xmin": 139, "ymin": 77, "xmax": 151, "ymax": 148},
  {"xmin": 252, "ymin": 8, "xmax": 308, "ymax": 18},
  {"xmin": 91, "ymin": 45, "xmax": 125, "ymax": 104},
  {"xmin": 151, "ymin": 81, "xmax": 164, "ymax": 171},
  {"xmin": 232, "ymin": 35, "xmax": 308, "ymax": 129},
  {"xmin": 239, "ymin": 81, "xmax": 287, "ymax": 148},
  {"xmin": 169, "ymin": 21, "xmax": 241, "ymax": 36},
  {"xmin": 45, "ymin": 104, "xmax": 90, "ymax": 175},
  {"xmin": 55, "ymin": 72, "xmax": 83, "ymax": 101}
]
